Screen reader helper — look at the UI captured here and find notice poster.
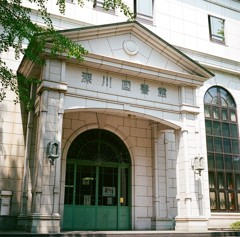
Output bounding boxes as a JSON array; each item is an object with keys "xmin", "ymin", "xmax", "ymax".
[
  {"xmin": 103, "ymin": 187, "xmax": 116, "ymax": 197},
  {"xmin": 84, "ymin": 195, "xmax": 91, "ymax": 205}
]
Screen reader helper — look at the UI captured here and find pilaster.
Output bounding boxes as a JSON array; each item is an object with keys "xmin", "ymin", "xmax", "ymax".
[
  {"xmin": 151, "ymin": 123, "xmax": 176, "ymax": 230},
  {"xmin": 175, "ymin": 105, "xmax": 208, "ymax": 231},
  {"xmin": 17, "ymin": 59, "xmax": 67, "ymax": 233}
]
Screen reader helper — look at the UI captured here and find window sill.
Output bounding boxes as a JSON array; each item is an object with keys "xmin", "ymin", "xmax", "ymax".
[
  {"xmin": 136, "ymin": 14, "xmax": 153, "ymax": 25},
  {"xmin": 210, "ymin": 39, "xmax": 226, "ymax": 46},
  {"xmin": 93, "ymin": 5, "xmax": 115, "ymax": 15}
]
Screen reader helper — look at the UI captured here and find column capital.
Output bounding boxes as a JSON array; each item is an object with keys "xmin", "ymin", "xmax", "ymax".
[{"xmin": 37, "ymin": 80, "xmax": 67, "ymax": 94}]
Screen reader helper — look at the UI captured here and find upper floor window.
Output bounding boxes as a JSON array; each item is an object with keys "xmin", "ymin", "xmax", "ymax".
[
  {"xmin": 93, "ymin": 0, "xmax": 104, "ymax": 8},
  {"xmin": 135, "ymin": 0, "xmax": 153, "ymax": 23},
  {"xmin": 204, "ymin": 86, "xmax": 240, "ymax": 212},
  {"xmin": 93, "ymin": 0, "xmax": 115, "ymax": 14},
  {"xmin": 208, "ymin": 15, "xmax": 225, "ymax": 44}
]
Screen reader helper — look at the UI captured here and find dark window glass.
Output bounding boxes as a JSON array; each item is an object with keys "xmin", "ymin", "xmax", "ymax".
[
  {"xmin": 225, "ymin": 155, "xmax": 232, "ymax": 170},
  {"xmin": 226, "ymin": 97, "xmax": 236, "ymax": 108},
  {"xmin": 209, "ymin": 172, "xmax": 215, "ymax": 188},
  {"xmin": 221, "ymin": 98, "xmax": 228, "ymax": 107},
  {"xmin": 222, "ymin": 123, "xmax": 230, "ymax": 137},
  {"xmin": 213, "ymin": 121, "xmax": 221, "ymax": 136},
  {"xmin": 227, "ymin": 173, "xmax": 234, "ymax": 189},
  {"xmin": 208, "ymin": 153, "xmax": 215, "ymax": 169},
  {"xmin": 223, "ymin": 138, "xmax": 231, "ymax": 153},
  {"xmin": 98, "ymin": 167, "xmax": 118, "ymax": 206},
  {"xmin": 217, "ymin": 172, "xmax": 224, "ymax": 189},
  {"xmin": 207, "ymin": 136, "xmax": 214, "ymax": 151},
  {"xmin": 64, "ymin": 163, "xmax": 75, "ymax": 204},
  {"xmin": 213, "ymin": 107, "xmax": 220, "ymax": 119},
  {"xmin": 234, "ymin": 157, "xmax": 240, "ymax": 171},
  {"xmin": 222, "ymin": 110, "xmax": 228, "ymax": 121},
  {"xmin": 212, "ymin": 97, "xmax": 219, "ymax": 105},
  {"xmin": 231, "ymin": 124, "xmax": 238, "ymax": 138},
  {"xmin": 232, "ymin": 140, "xmax": 239, "ymax": 154},
  {"xmin": 216, "ymin": 154, "xmax": 223, "ymax": 169},
  {"xmin": 206, "ymin": 120, "xmax": 212, "ymax": 134},
  {"xmin": 204, "ymin": 92, "xmax": 213, "ymax": 104},
  {"xmin": 230, "ymin": 111, "xmax": 237, "ymax": 122},
  {"xmin": 236, "ymin": 174, "xmax": 240, "ymax": 190},
  {"xmin": 215, "ymin": 137, "xmax": 222, "ymax": 153}
]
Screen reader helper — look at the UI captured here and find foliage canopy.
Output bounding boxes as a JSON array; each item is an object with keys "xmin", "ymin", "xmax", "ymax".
[{"xmin": 0, "ymin": 0, "xmax": 134, "ymax": 107}]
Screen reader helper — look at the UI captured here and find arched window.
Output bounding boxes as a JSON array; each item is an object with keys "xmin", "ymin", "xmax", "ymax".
[{"xmin": 204, "ymin": 86, "xmax": 240, "ymax": 212}]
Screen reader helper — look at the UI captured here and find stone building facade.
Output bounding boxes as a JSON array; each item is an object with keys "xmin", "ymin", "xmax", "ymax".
[{"xmin": 1, "ymin": 0, "xmax": 240, "ymax": 233}]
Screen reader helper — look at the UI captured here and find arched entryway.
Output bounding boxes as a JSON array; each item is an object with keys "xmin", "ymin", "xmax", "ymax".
[{"xmin": 62, "ymin": 129, "xmax": 131, "ymax": 230}]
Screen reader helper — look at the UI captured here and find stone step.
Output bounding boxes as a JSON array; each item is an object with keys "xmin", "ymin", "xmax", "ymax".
[{"xmin": 0, "ymin": 231, "xmax": 240, "ymax": 237}]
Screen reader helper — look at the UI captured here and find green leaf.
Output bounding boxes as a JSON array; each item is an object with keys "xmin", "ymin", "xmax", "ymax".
[{"xmin": 0, "ymin": 0, "xmax": 134, "ymax": 108}]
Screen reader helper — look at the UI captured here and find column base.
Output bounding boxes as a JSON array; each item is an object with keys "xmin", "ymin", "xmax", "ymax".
[
  {"xmin": 17, "ymin": 214, "xmax": 60, "ymax": 233},
  {"xmin": 151, "ymin": 217, "xmax": 175, "ymax": 230},
  {"xmin": 175, "ymin": 217, "xmax": 208, "ymax": 231}
]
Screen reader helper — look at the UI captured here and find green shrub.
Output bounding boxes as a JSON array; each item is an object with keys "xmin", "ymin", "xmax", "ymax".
[{"xmin": 230, "ymin": 221, "xmax": 240, "ymax": 230}]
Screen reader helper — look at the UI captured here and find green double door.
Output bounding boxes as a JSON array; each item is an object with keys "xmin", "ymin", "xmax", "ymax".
[{"xmin": 63, "ymin": 163, "xmax": 131, "ymax": 230}]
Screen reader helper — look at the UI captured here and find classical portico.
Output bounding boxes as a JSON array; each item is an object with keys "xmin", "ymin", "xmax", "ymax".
[{"xmin": 17, "ymin": 21, "xmax": 213, "ymax": 233}]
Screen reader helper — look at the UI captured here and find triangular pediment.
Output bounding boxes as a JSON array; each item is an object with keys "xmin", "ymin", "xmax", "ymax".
[
  {"xmin": 57, "ymin": 21, "xmax": 213, "ymax": 83},
  {"xmin": 78, "ymin": 33, "xmax": 190, "ymax": 75},
  {"xmin": 18, "ymin": 21, "xmax": 214, "ymax": 85}
]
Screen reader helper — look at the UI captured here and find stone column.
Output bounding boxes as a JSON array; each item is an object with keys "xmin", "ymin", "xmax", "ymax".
[{"xmin": 17, "ymin": 59, "xmax": 67, "ymax": 233}]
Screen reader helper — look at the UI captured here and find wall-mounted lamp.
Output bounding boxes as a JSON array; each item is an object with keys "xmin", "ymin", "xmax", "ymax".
[
  {"xmin": 47, "ymin": 140, "xmax": 60, "ymax": 165},
  {"xmin": 192, "ymin": 155, "xmax": 204, "ymax": 176}
]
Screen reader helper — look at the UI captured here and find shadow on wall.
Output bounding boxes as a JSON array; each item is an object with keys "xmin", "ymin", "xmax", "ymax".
[{"xmin": 0, "ymin": 102, "xmax": 29, "ymax": 230}]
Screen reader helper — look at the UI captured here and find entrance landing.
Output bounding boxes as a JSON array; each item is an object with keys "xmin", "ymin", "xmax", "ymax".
[{"xmin": 0, "ymin": 231, "xmax": 240, "ymax": 237}]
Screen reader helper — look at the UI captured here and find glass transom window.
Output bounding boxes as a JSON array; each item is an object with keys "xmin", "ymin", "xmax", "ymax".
[
  {"xmin": 135, "ymin": 0, "xmax": 153, "ymax": 23},
  {"xmin": 204, "ymin": 86, "xmax": 240, "ymax": 212}
]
